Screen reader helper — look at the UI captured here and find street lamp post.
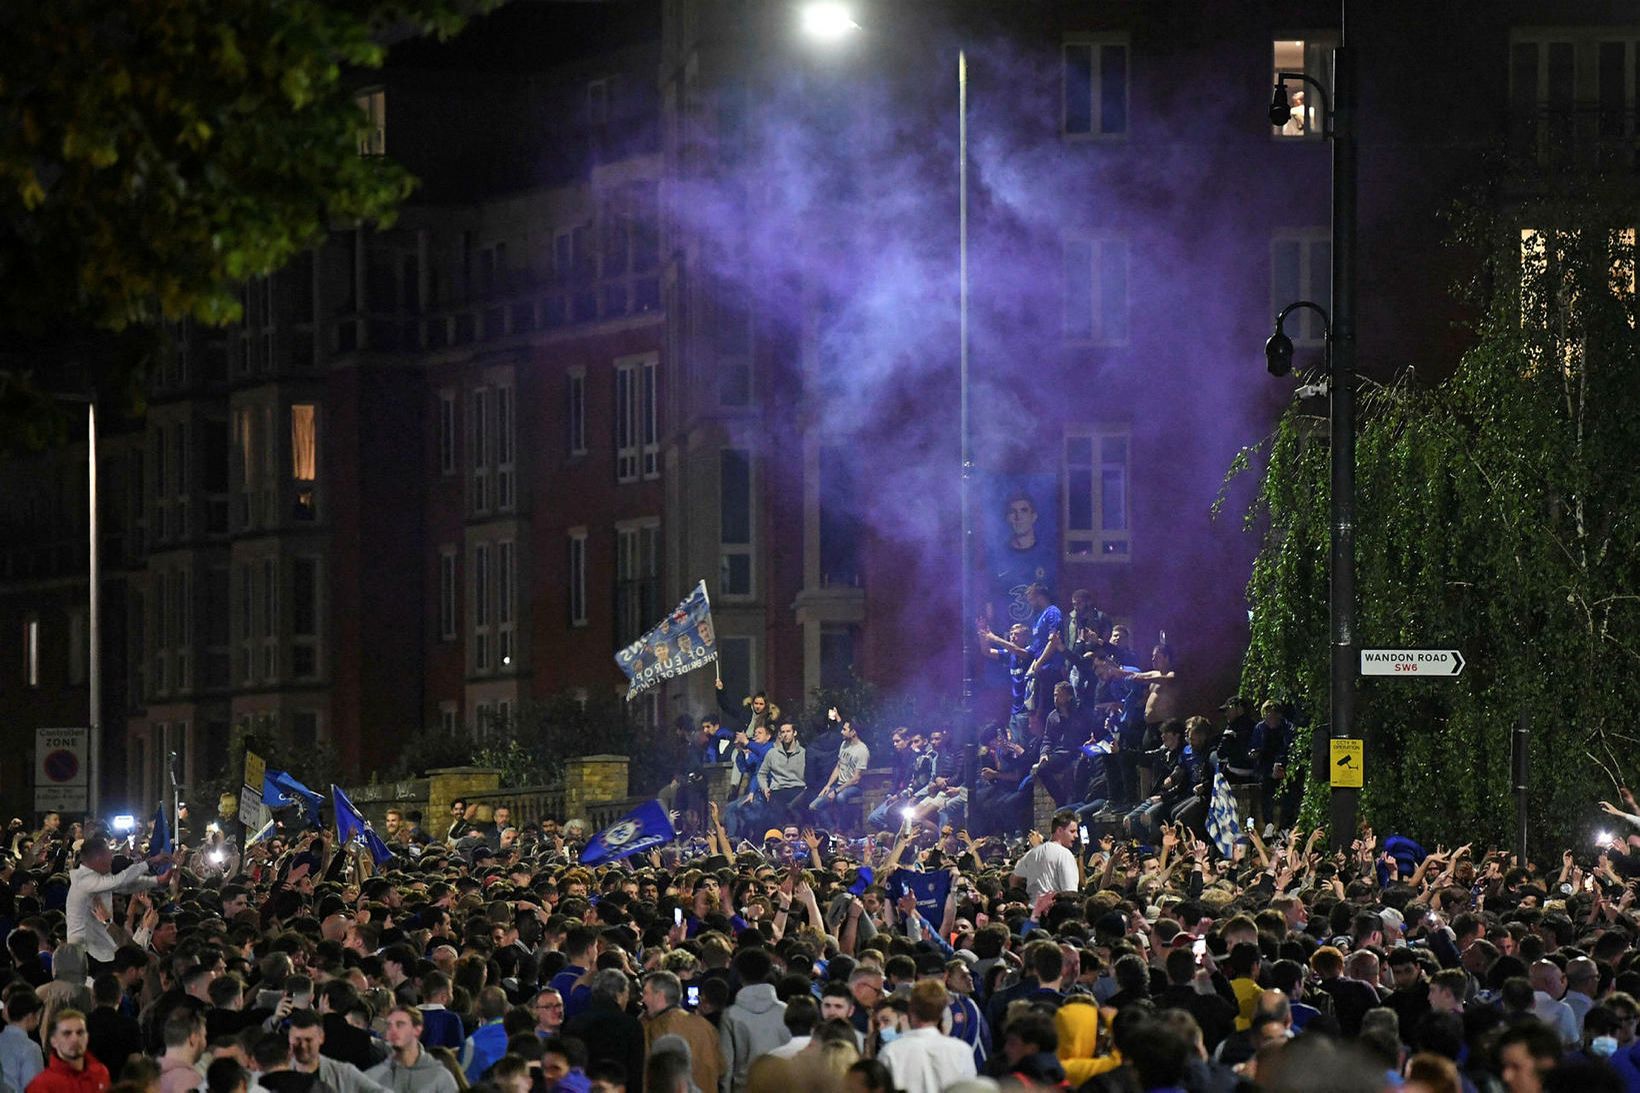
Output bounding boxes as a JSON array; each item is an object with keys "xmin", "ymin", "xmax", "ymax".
[
  {"xmin": 55, "ymin": 395, "xmax": 101, "ymax": 819},
  {"xmin": 1268, "ymin": 23, "xmax": 1357, "ymax": 851},
  {"xmin": 801, "ymin": 7, "xmax": 980, "ymax": 806}
]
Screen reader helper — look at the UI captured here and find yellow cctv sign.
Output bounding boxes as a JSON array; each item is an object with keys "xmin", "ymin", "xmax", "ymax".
[{"xmin": 1330, "ymin": 739, "xmax": 1364, "ymax": 788}]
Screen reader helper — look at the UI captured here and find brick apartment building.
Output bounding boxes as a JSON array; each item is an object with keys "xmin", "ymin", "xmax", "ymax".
[{"xmin": 0, "ymin": 1, "xmax": 1633, "ymax": 812}]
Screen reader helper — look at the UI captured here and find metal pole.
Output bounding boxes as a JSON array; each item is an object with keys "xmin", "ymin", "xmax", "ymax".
[
  {"xmin": 87, "ymin": 402, "xmax": 101, "ymax": 820},
  {"xmin": 958, "ymin": 50, "xmax": 979, "ymax": 809},
  {"xmin": 1327, "ymin": 31, "xmax": 1358, "ymax": 851},
  {"xmin": 1513, "ymin": 712, "xmax": 1529, "ymax": 863}
]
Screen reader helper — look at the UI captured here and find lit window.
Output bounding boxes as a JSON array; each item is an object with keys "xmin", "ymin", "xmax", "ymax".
[
  {"xmin": 1271, "ymin": 37, "xmax": 1335, "ymax": 139},
  {"xmin": 356, "ymin": 89, "xmax": 386, "ymax": 156},
  {"xmin": 23, "ymin": 617, "xmax": 39, "ymax": 687},
  {"xmin": 1063, "ymin": 36, "xmax": 1129, "ymax": 138},
  {"xmin": 1063, "ymin": 237, "xmax": 1129, "ymax": 345},
  {"xmin": 1064, "ymin": 425, "xmax": 1131, "ymax": 562},
  {"xmin": 290, "ymin": 404, "xmax": 316, "ymax": 520}
]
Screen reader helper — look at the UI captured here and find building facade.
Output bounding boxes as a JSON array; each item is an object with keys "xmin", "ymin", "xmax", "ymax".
[{"xmin": 0, "ymin": 1, "xmax": 1634, "ymax": 812}]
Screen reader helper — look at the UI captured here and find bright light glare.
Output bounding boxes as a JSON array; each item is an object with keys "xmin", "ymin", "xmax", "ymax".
[
  {"xmin": 1597, "ymin": 830, "xmax": 1613, "ymax": 845},
  {"xmin": 900, "ymin": 806, "xmax": 916, "ymax": 818},
  {"xmin": 208, "ymin": 849, "xmax": 225, "ymax": 864},
  {"xmin": 801, "ymin": 2, "xmax": 858, "ymax": 40},
  {"xmin": 111, "ymin": 814, "xmax": 136, "ymax": 833}
]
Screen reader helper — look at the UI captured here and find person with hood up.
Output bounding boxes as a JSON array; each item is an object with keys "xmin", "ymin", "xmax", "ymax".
[
  {"xmin": 37, "ymin": 944, "xmax": 94, "ymax": 1045},
  {"xmin": 717, "ymin": 948, "xmax": 789, "ymax": 1092},
  {"xmin": 1054, "ymin": 995, "xmax": 1122, "ymax": 1085}
]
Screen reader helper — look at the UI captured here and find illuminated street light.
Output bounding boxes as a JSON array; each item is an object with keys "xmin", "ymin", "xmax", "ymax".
[{"xmin": 800, "ymin": 2, "xmax": 859, "ymax": 41}]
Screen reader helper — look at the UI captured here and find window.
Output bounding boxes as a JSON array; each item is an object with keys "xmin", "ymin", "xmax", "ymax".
[
  {"xmin": 154, "ymin": 571, "xmax": 169, "ymax": 693},
  {"xmin": 293, "ymin": 710, "xmax": 320, "ymax": 750},
  {"xmin": 1510, "ymin": 33, "xmax": 1639, "ymax": 168},
  {"xmin": 290, "ymin": 403, "xmax": 316, "ymax": 520},
  {"xmin": 495, "ymin": 386, "xmax": 515, "ymax": 510},
  {"xmin": 633, "ymin": 690, "xmax": 660, "ymax": 733},
  {"xmin": 1064, "ymin": 425, "xmax": 1131, "ymax": 561},
  {"xmin": 718, "ymin": 635, "xmax": 754, "ymax": 704},
  {"xmin": 23, "ymin": 616, "xmax": 39, "ymax": 687},
  {"xmin": 239, "ymin": 563, "xmax": 255, "ymax": 683},
  {"xmin": 470, "ymin": 387, "xmax": 490, "ymax": 513},
  {"xmin": 1271, "ymin": 37, "xmax": 1335, "ymax": 138},
  {"xmin": 615, "ymin": 520, "xmax": 661, "ymax": 648},
  {"xmin": 262, "ymin": 557, "xmax": 277, "ymax": 680},
  {"xmin": 567, "ymin": 369, "xmax": 587, "ymax": 456},
  {"xmin": 716, "ymin": 285, "xmax": 752, "ymax": 406},
  {"xmin": 355, "ymin": 89, "xmax": 386, "ymax": 156},
  {"xmin": 67, "ymin": 608, "xmax": 86, "ymax": 686},
  {"xmin": 568, "ymin": 529, "xmax": 588, "ymax": 627},
  {"xmin": 720, "ymin": 448, "xmax": 753, "ymax": 597},
  {"xmin": 1063, "ymin": 237, "xmax": 1129, "ymax": 345},
  {"xmin": 1271, "ymin": 230, "xmax": 1331, "ymax": 345},
  {"xmin": 497, "ymin": 540, "xmax": 515, "ymax": 668},
  {"xmin": 1063, "ymin": 36, "xmax": 1129, "ymax": 138},
  {"xmin": 173, "ymin": 567, "xmax": 190, "ymax": 689},
  {"xmin": 819, "ymin": 445, "xmax": 860, "ymax": 586},
  {"xmin": 439, "ymin": 548, "xmax": 458, "ymax": 641},
  {"xmin": 587, "ymin": 77, "xmax": 611, "ymax": 125},
  {"xmin": 821, "ymin": 626, "xmax": 856, "ymax": 690},
  {"xmin": 292, "ymin": 557, "xmax": 318, "ymax": 679},
  {"xmin": 439, "ymin": 391, "xmax": 457, "ymax": 475},
  {"xmin": 439, "ymin": 701, "xmax": 458, "ymax": 735},
  {"xmin": 474, "ymin": 543, "xmax": 491, "ymax": 671},
  {"xmin": 614, "ymin": 354, "xmax": 659, "ymax": 483}
]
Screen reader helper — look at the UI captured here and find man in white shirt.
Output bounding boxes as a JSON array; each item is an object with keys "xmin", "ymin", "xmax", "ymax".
[
  {"xmin": 1010, "ymin": 811, "xmax": 1081, "ymax": 904},
  {"xmin": 763, "ymin": 997, "xmax": 818, "ymax": 1059},
  {"xmin": 877, "ymin": 981, "xmax": 976, "ymax": 1093},
  {"xmin": 810, "ymin": 715, "xmax": 872, "ymax": 833},
  {"xmin": 67, "ymin": 837, "xmax": 168, "ymax": 966},
  {"xmin": 1529, "ymin": 959, "xmax": 1579, "ymax": 1047}
]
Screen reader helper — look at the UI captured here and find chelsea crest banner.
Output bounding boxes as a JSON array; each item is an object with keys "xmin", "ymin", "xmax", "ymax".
[{"xmin": 614, "ymin": 579, "xmax": 718, "ymax": 700}]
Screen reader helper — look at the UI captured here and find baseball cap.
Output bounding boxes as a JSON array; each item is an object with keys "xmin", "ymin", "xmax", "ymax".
[{"xmin": 763, "ymin": 829, "xmax": 785, "ymax": 841}]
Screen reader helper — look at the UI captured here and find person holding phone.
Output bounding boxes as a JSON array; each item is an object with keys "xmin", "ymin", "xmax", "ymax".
[{"xmin": 639, "ymin": 971, "xmax": 724, "ymax": 1093}]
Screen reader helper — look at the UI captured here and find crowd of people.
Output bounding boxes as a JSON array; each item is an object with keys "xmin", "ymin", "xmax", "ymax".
[
  {"xmin": 2, "ymin": 768, "xmax": 1640, "ymax": 1093},
  {"xmin": 663, "ymin": 583, "xmax": 1298, "ymax": 852},
  {"xmin": 0, "ymin": 589, "xmax": 1633, "ymax": 1093}
]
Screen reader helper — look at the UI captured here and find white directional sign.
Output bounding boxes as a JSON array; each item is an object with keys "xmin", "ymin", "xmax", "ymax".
[{"xmin": 1360, "ymin": 649, "xmax": 1465, "ymax": 677}]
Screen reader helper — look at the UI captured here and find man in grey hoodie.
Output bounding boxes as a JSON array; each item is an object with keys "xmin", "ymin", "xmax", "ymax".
[
  {"xmin": 756, "ymin": 722, "xmax": 807, "ymax": 827},
  {"xmin": 366, "ymin": 1007, "xmax": 456, "ymax": 1093},
  {"xmin": 717, "ymin": 948, "xmax": 789, "ymax": 1093}
]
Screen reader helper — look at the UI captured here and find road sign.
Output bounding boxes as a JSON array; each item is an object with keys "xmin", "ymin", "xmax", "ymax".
[
  {"xmin": 35, "ymin": 727, "xmax": 88, "ymax": 813},
  {"xmin": 243, "ymin": 750, "xmax": 266, "ymax": 794},
  {"xmin": 1330, "ymin": 738, "xmax": 1364, "ymax": 788},
  {"xmin": 1360, "ymin": 649, "xmax": 1465, "ymax": 677}
]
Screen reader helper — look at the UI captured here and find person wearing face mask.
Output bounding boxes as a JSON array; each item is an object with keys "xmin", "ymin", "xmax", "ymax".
[
  {"xmin": 1569, "ymin": 1005, "xmax": 1623, "ymax": 1070},
  {"xmin": 868, "ymin": 998, "xmax": 909, "ymax": 1058}
]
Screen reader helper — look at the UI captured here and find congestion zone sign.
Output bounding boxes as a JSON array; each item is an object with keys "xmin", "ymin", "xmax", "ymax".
[{"xmin": 1360, "ymin": 649, "xmax": 1465, "ymax": 676}]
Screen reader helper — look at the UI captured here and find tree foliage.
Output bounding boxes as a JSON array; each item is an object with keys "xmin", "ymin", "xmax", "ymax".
[
  {"xmin": 1225, "ymin": 187, "xmax": 1640, "ymax": 850},
  {"xmin": 0, "ymin": 0, "xmax": 496, "ymax": 427}
]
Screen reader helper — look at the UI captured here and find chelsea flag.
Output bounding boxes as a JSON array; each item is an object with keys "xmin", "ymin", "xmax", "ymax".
[
  {"xmin": 580, "ymin": 800, "xmax": 677, "ymax": 865},
  {"xmin": 614, "ymin": 579, "xmax": 717, "ymax": 700}
]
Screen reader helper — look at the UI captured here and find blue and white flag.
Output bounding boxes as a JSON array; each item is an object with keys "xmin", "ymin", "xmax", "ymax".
[
  {"xmin": 886, "ymin": 869, "xmax": 954, "ymax": 923},
  {"xmin": 614, "ymin": 580, "xmax": 717, "ymax": 700},
  {"xmin": 1205, "ymin": 765, "xmax": 1243, "ymax": 859},
  {"xmin": 245, "ymin": 816, "xmax": 278, "ymax": 849},
  {"xmin": 263, "ymin": 770, "xmax": 325, "ymax": 821},
  {"xmin": 580, "ymin": 800, "xmax": 677, "ymax": 865},
  {"xmin": 331, "ymin": 785, "xmax": 394, "ymax": 866}
]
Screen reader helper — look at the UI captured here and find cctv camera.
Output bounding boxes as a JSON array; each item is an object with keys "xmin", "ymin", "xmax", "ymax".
[
  {"xmin": 1265, "ymin": 331, "xmax": 1294, "ymax": 377},
  {"xmin": 1268, "ymin": 83, "xmax": 1292, "ymax": 127}
]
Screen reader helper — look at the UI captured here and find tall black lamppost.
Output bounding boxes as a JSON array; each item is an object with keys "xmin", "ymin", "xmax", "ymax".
[{"xmin": 1267, "ymin": 18, "xmax": 1358, "ymax": 850}]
